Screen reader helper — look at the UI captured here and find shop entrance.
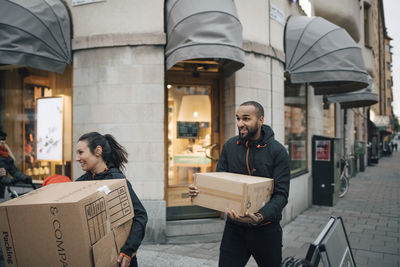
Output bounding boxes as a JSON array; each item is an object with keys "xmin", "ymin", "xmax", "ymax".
[{"xmin": 166, "ymin": 69, "xmax": 222, "ymax": 220}]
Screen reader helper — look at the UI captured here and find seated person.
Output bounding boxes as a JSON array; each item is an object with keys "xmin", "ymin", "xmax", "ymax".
[{"xmin": 0, "ymin": 130, "xmax": 32, "ymax": 197}]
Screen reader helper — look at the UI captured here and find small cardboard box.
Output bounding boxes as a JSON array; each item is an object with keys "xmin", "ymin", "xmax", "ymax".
[
  {"xmin": 0, "ymin": 179, "xmax": 134, "ymax": 267},
  {"xmin": 192, "ymin": 172, "xmax": 274, "ymax": 215}
]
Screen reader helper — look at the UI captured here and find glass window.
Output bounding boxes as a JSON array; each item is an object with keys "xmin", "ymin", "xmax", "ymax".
[
  {"xmin": 284, "ymin": 82, "xmax": 307, "ymax": 176},
  {"xmin": 0, "ymin": 68, "xmax": 72, "ymax": 183},
  {"xmin": 167, "ymin": 84, "xmax": 212, "ymax": 206},
  {"xmin": 323, "ymin": 103, "xmax": 336, "ymax": 137}
]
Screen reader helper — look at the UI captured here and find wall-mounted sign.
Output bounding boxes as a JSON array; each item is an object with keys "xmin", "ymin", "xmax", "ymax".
[
  {"xmin": 270, "ymin": 3, "xmax": 286, "ymax": 26},
  {"xmin": 36, "ymin": 97, "xmax": 63, "ymax": 161},
  {"xmin": 177, "ymin": 122, "xmax": 199, "ymax": 139},
  {"xmin": 315, "ymin": 140, "xmax": 331, "ymax": 161},
  {"xmin": 72, "ymin": 0, "xmax": 105, "ymax": 7}
]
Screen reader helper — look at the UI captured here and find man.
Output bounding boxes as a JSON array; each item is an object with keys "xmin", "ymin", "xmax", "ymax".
[{"xmin": 189, "ymin": 101, "xmax": 290, "ymax": 267}]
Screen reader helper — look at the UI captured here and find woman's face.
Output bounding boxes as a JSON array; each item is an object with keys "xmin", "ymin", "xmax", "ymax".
[{"xmin": 76, "ymin": 140, "xmax": 101, "ymax": 172}]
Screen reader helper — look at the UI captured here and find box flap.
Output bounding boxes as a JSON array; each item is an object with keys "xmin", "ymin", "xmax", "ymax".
[
  {"xmin": 92, "ymin": 220, "xmax": 134, "ymax": 267},
  {"xmin": 92, "ymin": 230, "xmax": 118, "ymax": 267}
]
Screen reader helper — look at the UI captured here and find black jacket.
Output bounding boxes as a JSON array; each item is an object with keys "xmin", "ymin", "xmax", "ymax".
[
  {"xmin": 216, "ymin": 124, "xmax": 290, "ymax": 225},
  {"xmin": 76, "ymin": 167, "xmax": 147, "ymax": 256},
  {"xmin": 0, "ymin": 155, "xmax": 31, "ymax": 182}
]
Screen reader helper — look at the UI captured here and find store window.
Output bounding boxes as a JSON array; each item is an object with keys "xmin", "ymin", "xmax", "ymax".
[
  {"xmin": 284, "ymin": 82, "xmax": 307, "ymax": 176},
  {"xmin": 323, "ymin": 103, "xmax": 336, "ymax": 137},
  {"xmin": 0, "ymin": 68, "xmax": 72, "ymax": 184},
  {"xmin": 167, "ymin": 85, "xmax": 213, "ymax": 206}
]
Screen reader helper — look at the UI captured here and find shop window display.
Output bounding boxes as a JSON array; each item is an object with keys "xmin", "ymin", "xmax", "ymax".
[
  {"xmin": 284, "ymin": 82, "xmax": 308, "ymax": 176},
  {"xmin": 0, "ymin": 69, "xmax": 72, "ymax": 183},
  {"xmin": 167, "ymin": 85, "xmax": 212, "ymax": 206}
]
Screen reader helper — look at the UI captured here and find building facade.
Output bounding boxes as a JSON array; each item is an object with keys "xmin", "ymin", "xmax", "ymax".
[{"xmin": 0, "ymin": 0, "xmax": 394, "ymax": 243}]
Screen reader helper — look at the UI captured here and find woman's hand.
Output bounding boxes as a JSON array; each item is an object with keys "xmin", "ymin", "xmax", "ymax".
[
  {"xmin": 188, "ymin": 184, "xmax": 199, "ymax": 199},
  {"xmin": 117, "ymin": 253, "xmax": 131, "ymax": 267}
]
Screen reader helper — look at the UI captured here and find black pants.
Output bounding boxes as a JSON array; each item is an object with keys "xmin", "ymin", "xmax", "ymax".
[{"xmin": 219, "ymin": 221, "xmax": 282, "ymax": 267}]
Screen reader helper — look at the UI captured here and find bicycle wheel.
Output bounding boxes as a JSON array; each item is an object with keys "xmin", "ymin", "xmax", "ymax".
[{"xmin": 338, "ymin": 175, "xmax": 349, "ymax": 198}]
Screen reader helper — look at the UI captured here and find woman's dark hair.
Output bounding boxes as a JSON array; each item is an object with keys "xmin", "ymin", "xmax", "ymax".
[{"xmin": 78, "ymin": 132, "xmax": 128, "ymax": 170}]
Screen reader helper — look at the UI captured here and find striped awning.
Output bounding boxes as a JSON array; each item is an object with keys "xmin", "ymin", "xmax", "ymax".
[
  {"xmin": 0, "ymin": 0, "xmax": 71, "ymax": 73},
  {"xmin": 285, "ymin": 16, "xmax": 369, "ymax": 95},
  {"xmin": 165, "ymin": 0, "xmax": 245, "ymax": 75}
]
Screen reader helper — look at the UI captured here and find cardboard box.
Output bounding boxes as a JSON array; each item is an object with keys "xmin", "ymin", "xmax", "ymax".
[
  {"xmin": 192, "ymin": 172, "xmax": 274, "ymax": 215},
  {"xmin": 0, "ymin": 179, "xmax": 134, "ymax": 267}
]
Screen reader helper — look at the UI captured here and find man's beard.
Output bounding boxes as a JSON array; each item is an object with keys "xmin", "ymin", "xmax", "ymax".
[{"xmin": 239, "ymin": 124, "xmax": 259, "ymax": 141}]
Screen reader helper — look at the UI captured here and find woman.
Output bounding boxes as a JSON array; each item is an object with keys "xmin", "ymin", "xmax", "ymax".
[
  {"xmin": 0, "ymin": 130, "xmax": 32, "ymax": 197},
  {"xmin": 76, "ymin": 132, "xmax": 147, "ymax": 267}
]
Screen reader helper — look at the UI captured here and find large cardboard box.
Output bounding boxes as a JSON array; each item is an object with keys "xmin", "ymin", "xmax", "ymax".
[
  {"xmin": 0, "ymin": 179, "xmax": 134, "ymax": 267},
  {"xmin": 192, "ymin": 172, "xmax": 274, "ymax": 215}
]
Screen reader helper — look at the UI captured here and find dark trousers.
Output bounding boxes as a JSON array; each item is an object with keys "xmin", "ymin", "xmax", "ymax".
[{"xmin": 219, "ymin": 221, "xmax": 282, "ymax": 267}]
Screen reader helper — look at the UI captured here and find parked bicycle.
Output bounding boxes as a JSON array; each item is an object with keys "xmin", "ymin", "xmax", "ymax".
[{"xmin": 338, "ymin": 157, "xmax": 350, "ymax": 198}]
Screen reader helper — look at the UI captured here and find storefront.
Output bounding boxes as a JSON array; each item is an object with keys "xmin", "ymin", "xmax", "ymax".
[
  {"xmin": 0, "ymin": 0, "xmax": 72, "ymax": 183},
  {"xmin": 164, "ymin": 0, "xmax": 244, "ymax": 220}
]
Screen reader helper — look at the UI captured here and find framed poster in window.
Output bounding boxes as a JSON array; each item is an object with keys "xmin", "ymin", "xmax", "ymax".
[
  {"xmin": 315, "ymin": 140, "xmax": 331, "ymax": 161},
  {"xmin": 36, "ymin": 97, "xmax": 64, "ymax": 161}
]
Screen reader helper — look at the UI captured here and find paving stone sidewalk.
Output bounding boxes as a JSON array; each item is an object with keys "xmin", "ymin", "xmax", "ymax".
[{"xmin": 138, "ymin": 152, "xmax": 400, "ymax": 267}]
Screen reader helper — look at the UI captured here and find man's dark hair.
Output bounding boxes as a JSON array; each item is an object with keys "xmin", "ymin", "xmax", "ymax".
[{"xmin": 240, "ymin": 101, "xmax": 264, "ymax": 118}]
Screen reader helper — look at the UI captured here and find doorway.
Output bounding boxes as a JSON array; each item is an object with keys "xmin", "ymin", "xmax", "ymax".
[{"xmin": 165, "ymin": 70, "xmax": 223, "ymax": 220}]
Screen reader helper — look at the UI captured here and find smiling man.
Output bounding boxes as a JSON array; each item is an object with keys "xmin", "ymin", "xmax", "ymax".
[{"xmin": 189, "ymin": 101, "xmax": 290, "ymax": 267}]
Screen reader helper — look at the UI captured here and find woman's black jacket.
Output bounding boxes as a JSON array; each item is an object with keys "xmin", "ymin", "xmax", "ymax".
[
  {"xmin": 216, "ymin": 124, "xmax": 290, "ymax": 225},
  {"xmin": 76, "ymin": 167, "xmax": 147, "ymax": 256}
]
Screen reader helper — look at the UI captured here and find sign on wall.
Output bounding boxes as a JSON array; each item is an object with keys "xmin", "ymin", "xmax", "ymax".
[
  {"xmin": 270, "ymin": 3, "xmax": 286, "ymax": 26},
  {"xmin": 72, "ymin": 0, "xmax": 105, "ymax": 7},
  {"xmin": 36, "ymin": 97, "xmax": 63, "ymax": 161},
  {"xmin": 315, "ymin": 140, "xmax": 331, "ymax": 161}
]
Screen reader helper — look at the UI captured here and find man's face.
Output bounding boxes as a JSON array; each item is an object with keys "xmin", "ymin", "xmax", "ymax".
[
  {"xmin": 236, "ymin": 105, "xmax": 263, "ymax": 141},
  {"xmin": 0, "ymin": 139, "xmax": 5, "ymax": 146}
]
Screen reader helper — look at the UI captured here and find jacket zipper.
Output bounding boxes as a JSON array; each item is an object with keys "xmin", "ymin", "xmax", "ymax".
[{"xmin": 246, "ymin": 141, "xmax": 251, "ymax": 176}]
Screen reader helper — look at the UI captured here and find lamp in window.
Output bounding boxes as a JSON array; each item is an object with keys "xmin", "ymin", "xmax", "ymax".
[{"xmin": 178, "ymin": 95, "xmax": 211, "ymax": 122}]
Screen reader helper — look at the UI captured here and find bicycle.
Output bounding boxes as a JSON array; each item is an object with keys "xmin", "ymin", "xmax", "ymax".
[{"xmin": 338, "ymin": 158, "xmax": 350, "ymax": 198}]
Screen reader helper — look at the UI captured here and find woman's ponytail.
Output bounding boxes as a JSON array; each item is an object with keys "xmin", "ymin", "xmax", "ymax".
[
  {"xmin": 104, "ymin": 134, "xmax": 128, "ymax": 170},
  {"xmin": 78, "ymin": 132, "xmax": 128, "ymax": 170}
]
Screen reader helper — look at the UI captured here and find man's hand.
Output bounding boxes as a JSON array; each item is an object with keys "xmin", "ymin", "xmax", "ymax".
[
  {"xmin": 226, "ymin": 209, "xmax": 260, "ymax": 225},
  {"xmin": 188, "ymin": 184, "xmax": 199, "ymax": 199},
  {"xmin": 0, "ymin": 168, "xmax": 6, "ymax": 177},
  {"xmin": 117, "ymin": 253, "xmax": 131, "ymax": 267}
]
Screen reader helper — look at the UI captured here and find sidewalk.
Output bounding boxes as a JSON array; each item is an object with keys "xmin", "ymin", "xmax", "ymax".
[{"xmin": 138, "ymin": 152, "xmax": 400, "ymax": 267}]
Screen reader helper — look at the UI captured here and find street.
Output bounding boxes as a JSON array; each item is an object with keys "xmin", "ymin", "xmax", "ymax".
[{"xmin": 138, "ymin": 152, "xmax": 400, "ymax": 267}]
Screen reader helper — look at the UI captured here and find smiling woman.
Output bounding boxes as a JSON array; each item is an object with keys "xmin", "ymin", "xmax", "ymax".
[{"xmin": 75, "ymin": 132, "xmax": 147, "ymax": 267}]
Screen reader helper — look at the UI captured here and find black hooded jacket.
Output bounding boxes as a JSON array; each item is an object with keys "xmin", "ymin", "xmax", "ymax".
[
  {"xmin": 76, "ymin": 167, "xmax": 147, "ymax": 256},
  {"xmin": 216, "ymin": 124, "xmax": 290, "ymax": 225}
]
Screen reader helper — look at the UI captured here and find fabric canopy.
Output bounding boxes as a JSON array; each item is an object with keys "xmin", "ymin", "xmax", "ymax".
[
  {"xmin": 327, "ymin": 76, "xmax": 378, "ymax": 109},
  {"xmin": 285, "ymin": 16, "xmax": 369, "ymax": 95},
  {"xmin": 165, "ymin": 0, "xmax": 244, "ymax": 75},
  {"xmin": 0, "ymin": 0, "xmax": 71, "ymax": 73}
]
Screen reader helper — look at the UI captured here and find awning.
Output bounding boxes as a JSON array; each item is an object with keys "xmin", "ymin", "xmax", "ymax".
[
  {"xmin": 165, "ymin": 0, "xmax": 244, "ymax": 75},
  {"xmin": 326, "ymin": 76, "xmax": 378, "ymax": 108},
  {"xmin": 285, "ymin": 16, "xmax": 369, "ymax": 95},
  {"xmin": 0, "ymin": 0, "xmax": 71, "ymax": 73}
]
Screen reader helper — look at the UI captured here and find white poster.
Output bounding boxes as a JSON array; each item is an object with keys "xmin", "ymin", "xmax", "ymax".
[{"xmin": 36, "ymin": 97, "xmax": 63, "ymax": 161}]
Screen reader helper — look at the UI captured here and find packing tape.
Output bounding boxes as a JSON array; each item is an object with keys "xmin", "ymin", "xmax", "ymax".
[{"xmin": 97, "ymin": 185, "xmax": 111, "ymax": 195}]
